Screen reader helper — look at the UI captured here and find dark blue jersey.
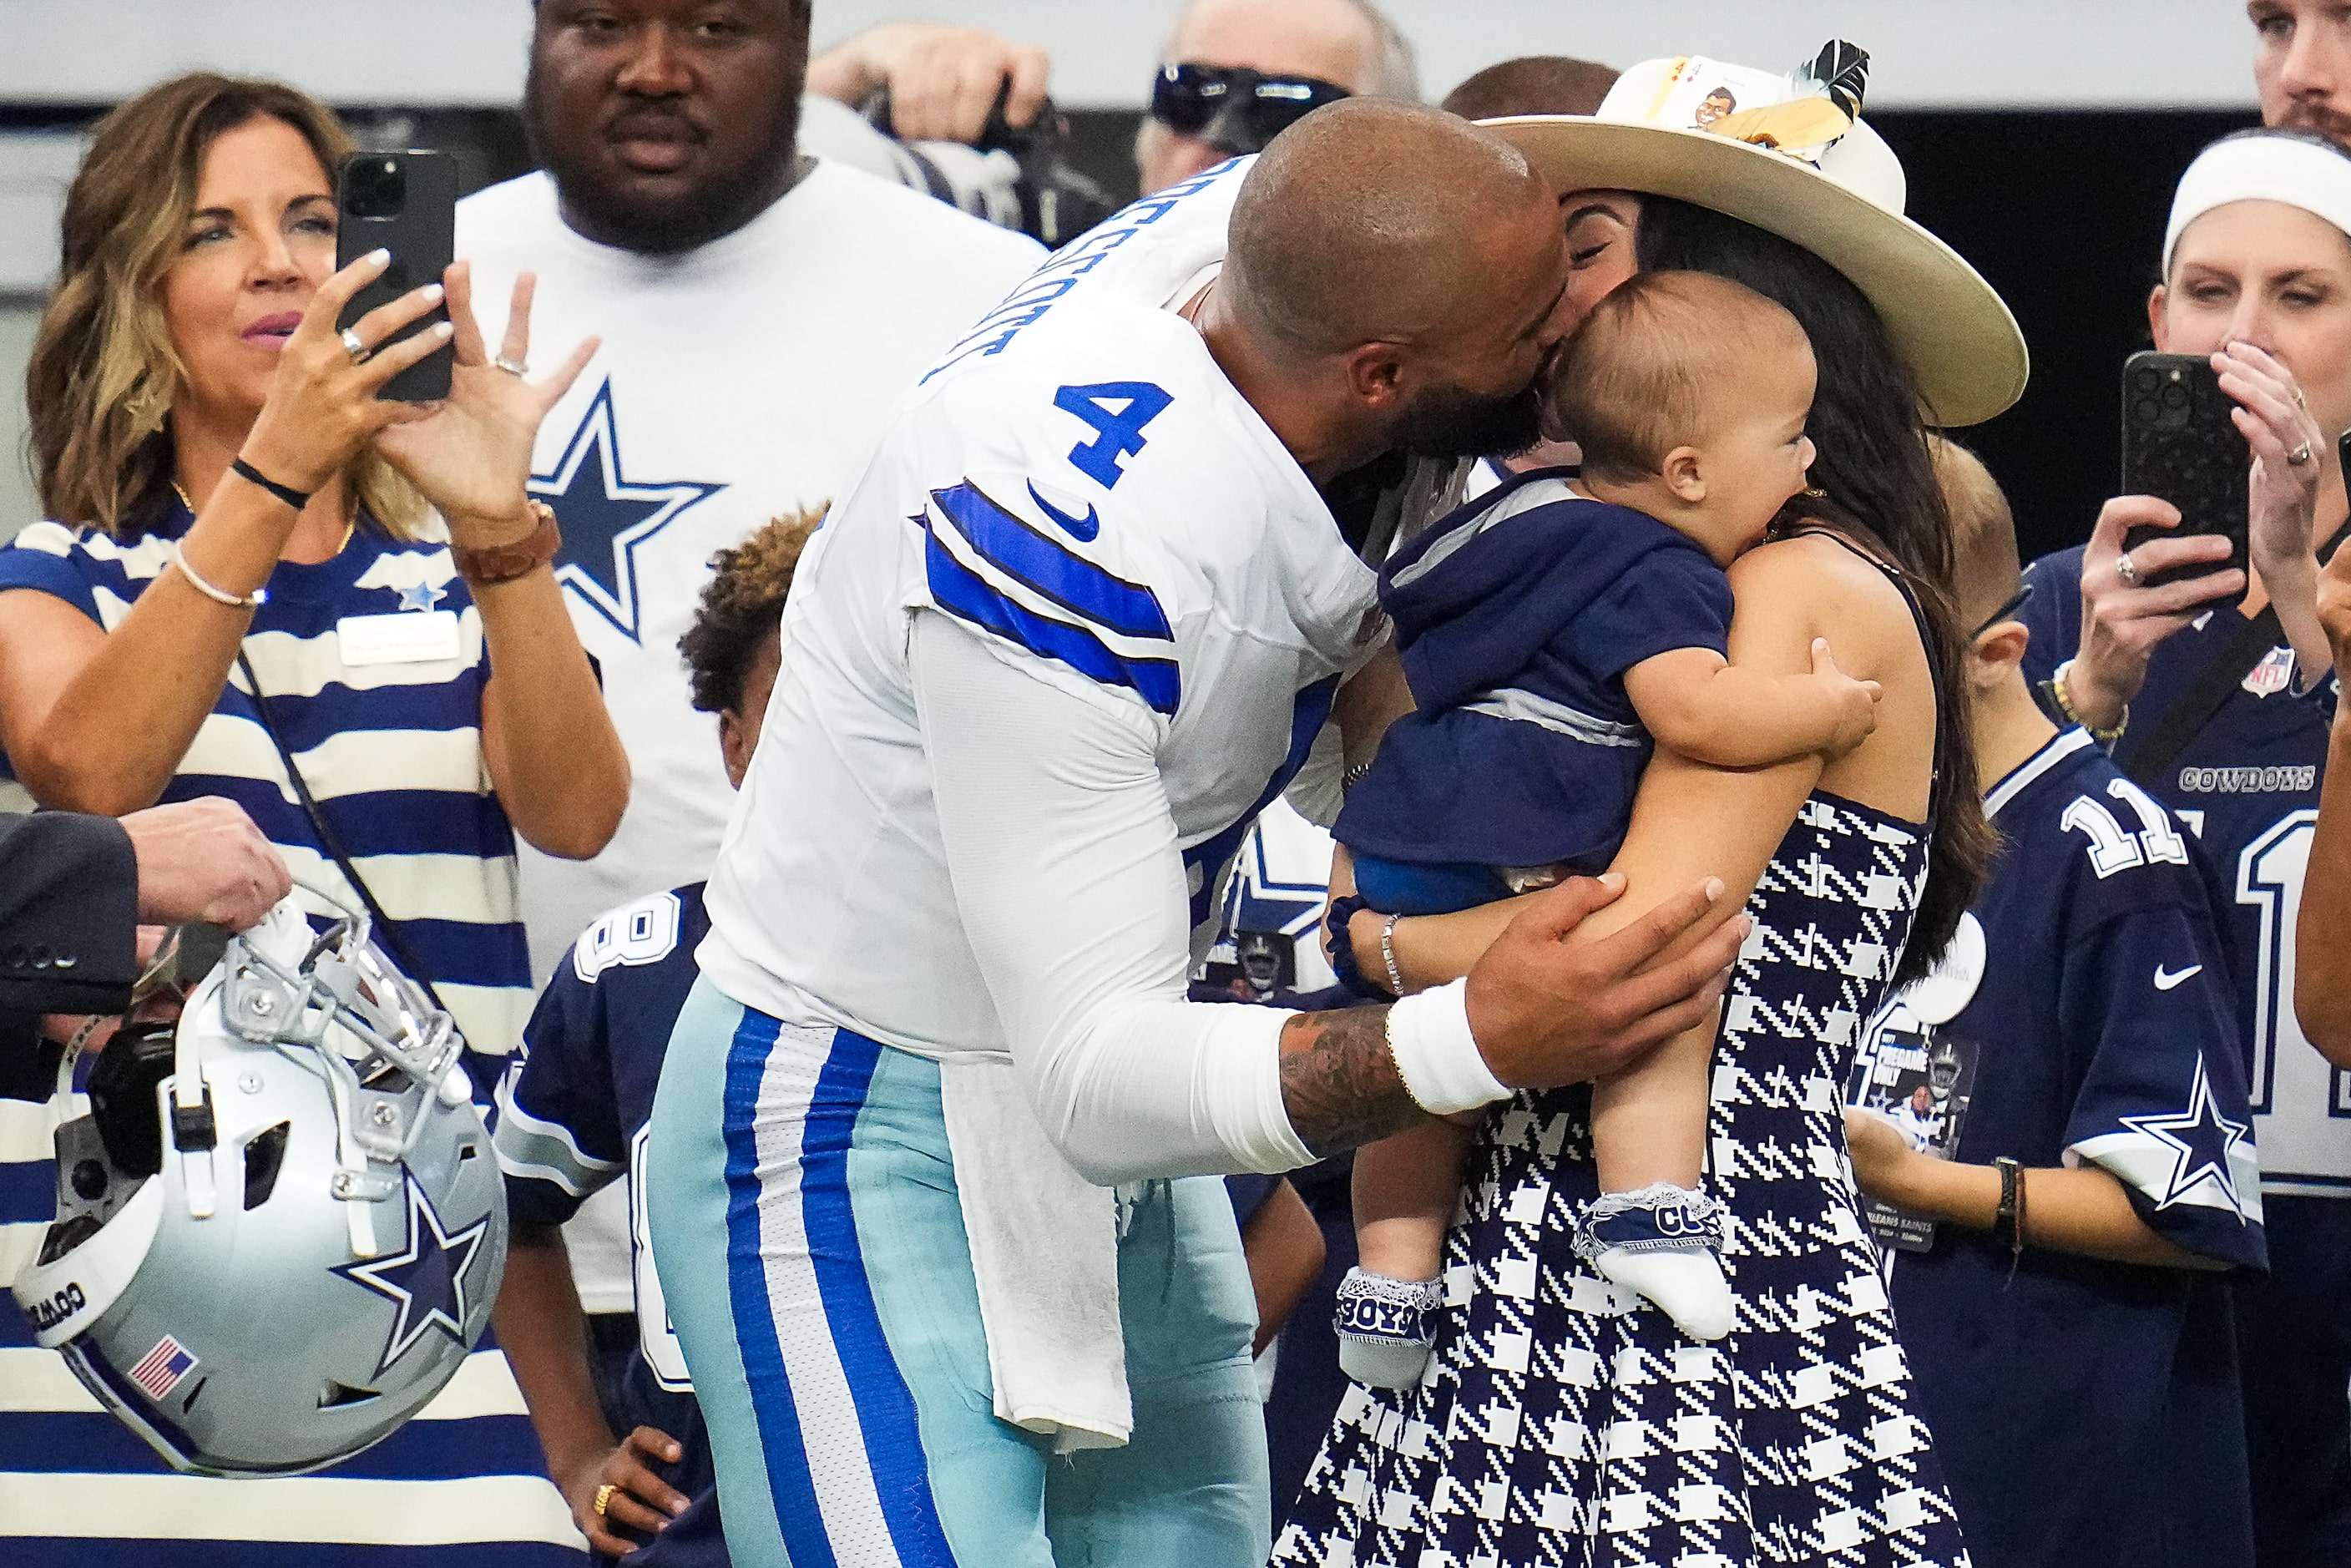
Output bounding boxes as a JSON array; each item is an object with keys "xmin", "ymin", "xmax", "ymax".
[
  {"xmin": 492, "ymin": 883, "xmax": 726, "ymax": 1566},
  {"xmin": 2021, "ymin": 547, "xmax": 2343, "ymax": 1196},
  {"xmin": 1336, "ymin": 468, "xmax": 1732, "ymax": 875},
  {"xmin": 1863, "ymin": 727, "xmax": 2265, "ymax": 1568}
]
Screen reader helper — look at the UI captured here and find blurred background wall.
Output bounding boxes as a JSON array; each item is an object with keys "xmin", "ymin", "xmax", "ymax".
[{"xmin": 0, "ymin": 2, "xmax": 2264, "ymax": 563}]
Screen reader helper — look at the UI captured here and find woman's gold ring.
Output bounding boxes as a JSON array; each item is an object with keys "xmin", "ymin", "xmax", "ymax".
[
  {"xmin": 2115, "ymin": 551, "xmax": 2143, "ymax": 588},
  {"xmin": 492, "ymin": 354, "xmax": 528, "ymax": 377},
  {"xmin": 2290, "ymin": 441, "xmax": 2316, "ymax": 467},
  {"xmin": 340, "ymin": 327, "xmax": 370, "ymax": 366},
  {"xmin": 593, "ymin": 1483, "xmax": 616, "ymax": 1518}
]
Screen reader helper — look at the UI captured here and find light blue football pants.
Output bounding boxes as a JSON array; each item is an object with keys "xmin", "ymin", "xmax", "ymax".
[{"xmin": 645, "ymin": 978, "xmax": 1271, "ymax": 1567}]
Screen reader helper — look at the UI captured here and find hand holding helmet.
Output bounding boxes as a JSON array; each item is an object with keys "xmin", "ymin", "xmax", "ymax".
[{"xmin": 11, "ymin": 885, "xmax": 504, "ymax": 1478}]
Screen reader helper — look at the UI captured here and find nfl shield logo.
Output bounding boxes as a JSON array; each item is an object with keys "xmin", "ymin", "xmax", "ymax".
[{"xmin": 2243, "ymin": 646, "xmax": 2296, "ymax": 698}]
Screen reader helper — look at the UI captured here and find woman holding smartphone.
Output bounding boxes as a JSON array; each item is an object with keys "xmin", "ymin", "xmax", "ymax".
[
  {"xmin": 0, "ymin": 73, "xmax": 626, "ymax": 1087},
  {"xmin": 2013, "ymin": 126, "xmax": 2351, "ymax": 1566}
]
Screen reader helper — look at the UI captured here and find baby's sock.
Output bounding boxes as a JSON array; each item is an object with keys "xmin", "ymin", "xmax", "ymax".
[
  {"xmin": 1573, "ymin": 1181, "xmax": 1734, "ymax": 1342},
  {"xmin": 1333, "ymin": 1267, "xmax": 1445, "ymax": 1388}
]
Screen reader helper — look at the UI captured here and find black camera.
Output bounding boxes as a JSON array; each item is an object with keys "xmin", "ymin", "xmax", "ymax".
[
  {"xmin": 862, "ymin": 86, "xmax": 1118, "ymax": 248},
  {"xmin": 341, "ymin": 154, "xmax": 408, "ymax": 220}
]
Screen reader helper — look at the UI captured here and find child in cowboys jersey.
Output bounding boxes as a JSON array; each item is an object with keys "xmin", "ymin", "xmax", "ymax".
[
  {"xmin": 490, "ymin": 510, "xmax": 819, "ymax": 1564},
  {"xmin": 1330, "ymin": 271, "xmax": 1883, "ymax": 1375},
  {"xmin": 1844, "ymin": 443, "xmax": 2264, "ymax": 1568}
]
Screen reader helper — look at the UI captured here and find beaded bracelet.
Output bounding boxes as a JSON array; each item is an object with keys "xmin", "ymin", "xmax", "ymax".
[{"xmin": 2047, "ymin": 659, "xmax": 2128, "ymax": 747}]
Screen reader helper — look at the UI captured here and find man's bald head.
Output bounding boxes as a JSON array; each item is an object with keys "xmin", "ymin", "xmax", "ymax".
[
  {"xmin": 1226, "ymin": 99, "xmax": 1555, "ymax": 357},
  {"xmin": 1219, "ymin": 100, "xmax": 1569, "ymax": 459}
]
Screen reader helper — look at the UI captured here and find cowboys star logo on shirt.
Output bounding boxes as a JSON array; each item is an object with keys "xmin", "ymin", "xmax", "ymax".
[
  {"xmin": 530, "ymin": 379, "xmax": 725, "ymax": 644},
  {"xmin": 330, "ymin": 1171, "xmax": 492, "ymax": 1378}
]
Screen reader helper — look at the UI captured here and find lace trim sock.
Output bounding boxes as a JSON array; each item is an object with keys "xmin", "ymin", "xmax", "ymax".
[
  {"xmin": 1333, "ymin": 1267, "xmax": 1444, "ymax": 1389},
  {"xmin": 1572, "ymin": 1181, "xmax": 1735, "ymax": 1343}
]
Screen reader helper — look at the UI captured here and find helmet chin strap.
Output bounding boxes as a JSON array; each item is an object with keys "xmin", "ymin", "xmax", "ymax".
[{"xmin": 171, "ymin": 989, "xmax": 219, "ymax": 1221}]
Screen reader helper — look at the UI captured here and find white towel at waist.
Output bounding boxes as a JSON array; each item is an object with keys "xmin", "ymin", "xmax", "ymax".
[{"xmin": 938, "ymin": 1054, "xmax": 1131, "ymax": 1452}]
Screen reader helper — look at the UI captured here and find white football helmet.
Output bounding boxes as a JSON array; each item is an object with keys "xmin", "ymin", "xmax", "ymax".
[{"xmin": 11, "ymin": 890, "xmax": 506, "ymax": 1477}]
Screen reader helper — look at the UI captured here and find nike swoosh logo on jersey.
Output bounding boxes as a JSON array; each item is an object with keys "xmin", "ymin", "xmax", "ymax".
[
  {"xmin": 2154, "ymin": 963, "xmax": 2202, "ymax": 991},
  {"xmin": 1029, "ymin": 483, "xmax": 1100, "ymax": 542}
]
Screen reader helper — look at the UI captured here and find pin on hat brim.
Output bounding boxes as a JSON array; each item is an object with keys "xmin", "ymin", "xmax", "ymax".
[{"xmin": 1484, "ymin": 114, "xmax": 2029, "ymax": 428}]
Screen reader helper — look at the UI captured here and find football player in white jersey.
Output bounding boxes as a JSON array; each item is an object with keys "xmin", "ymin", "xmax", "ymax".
[
  {"xmin": 645, "ymin": 102, "xmax": 1751, "ymax": 1566},
  {"xmin": 458, "ymin": 0, "xmax": 1042, "ymax": 1344}
]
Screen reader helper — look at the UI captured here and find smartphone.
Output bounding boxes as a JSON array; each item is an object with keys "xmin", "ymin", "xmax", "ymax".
[
  {"xmin": 335, "ymin": 149, "xmax": 458, "ymax": 402},
  {"xmin": 2119, "ymin": 350, "xmax": 2249, "ymax": 599}
]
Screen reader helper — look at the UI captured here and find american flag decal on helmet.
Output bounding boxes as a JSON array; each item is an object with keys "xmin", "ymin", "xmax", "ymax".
[{"xmin": 129, "ymin": 1334, "xmax": 198, "ymax": 1401}]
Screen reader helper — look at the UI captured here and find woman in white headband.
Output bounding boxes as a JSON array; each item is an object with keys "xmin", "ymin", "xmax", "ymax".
[{"xmin": 2010, "ymin": 124, "xmax": 2351, "ymax": 1568}]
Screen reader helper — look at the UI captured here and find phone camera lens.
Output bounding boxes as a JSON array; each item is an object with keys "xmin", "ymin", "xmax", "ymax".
[
  {"xmin": 343, "ymin": 154, "xmax": 407, "ymax": 221},
  {"xmin": 2133, "ymin": 368, "xmax": 2161, "ymax": 393},
  {"xmin": 2161, "ymin": 382, "xmax": 2189, "ymax": 409},
  {"xmin": 2133, "ymin": 397, "xmax": 2162, "ymax": 425}
]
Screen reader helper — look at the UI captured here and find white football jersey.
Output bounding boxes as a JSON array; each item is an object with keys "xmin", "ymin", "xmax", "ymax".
[
  {"xmin": 700, "ymin": 158, "xmax": 1383, "ymax": 1055},
  {"xmin": 457, "ymin": 160, "xmax": 1044, "ymax": 984}
]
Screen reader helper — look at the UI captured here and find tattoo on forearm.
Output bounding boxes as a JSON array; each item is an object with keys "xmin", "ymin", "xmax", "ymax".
[{"xmin": 1278, "ymin": 1005, "xmax": 1425, "ymax": 1156}]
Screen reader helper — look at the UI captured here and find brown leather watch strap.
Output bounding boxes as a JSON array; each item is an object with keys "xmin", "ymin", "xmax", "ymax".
[{"xmin": 452, "ymin": 499, "xmax": 560, "ymax": 586}]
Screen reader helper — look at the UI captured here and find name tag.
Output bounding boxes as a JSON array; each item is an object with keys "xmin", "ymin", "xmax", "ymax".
[{"xmin": 338, "ymin": 610, "xmax": 461, "ymax": 667}]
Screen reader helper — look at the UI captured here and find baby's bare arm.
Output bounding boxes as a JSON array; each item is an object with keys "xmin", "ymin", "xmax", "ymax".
[
  {"xmin": 1353, "ymin": 1117, "xmax": 1479, "ymax": 1283},
  {"xmin": 1623, "ymin": 641, "xmax": 1880, "ymax": 768}
]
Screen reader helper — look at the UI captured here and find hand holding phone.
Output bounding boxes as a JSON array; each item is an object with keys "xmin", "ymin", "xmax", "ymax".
[
  {"xmin": 2119, "ymin": 350, "xmax": 2250, "ymax": 602},
  {"xmin": 335, "ymin": 150, "xmax": 458, "ymax": 402}
]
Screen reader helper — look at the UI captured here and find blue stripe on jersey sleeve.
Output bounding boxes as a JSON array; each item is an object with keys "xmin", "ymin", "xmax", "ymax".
[
  {"xmin": 923, "ymin": 523, "xmax": 1181, "ymax": 715},
  {"xmin": 929, "ymin": 482, "xmax": 1173, "ymax": 640},
  {"xmin": 0, "ymin": 541, "xmax": 104, "ymax": 621}
]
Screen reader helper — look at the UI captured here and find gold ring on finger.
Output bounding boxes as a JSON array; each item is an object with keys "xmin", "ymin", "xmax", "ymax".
[
  {"xmin": 2291, "ymin": 441, "xmax": 2316, "ymax": 466},
  {"xmin": 492, "ymin": 353, "xmax": 528, "ymax": 377},
  {"xmin": 593, "ymin": 1482, "xmax": 616, "ymax": 1517},
  {"xmin": 340, "ymin": 326, "xmax": 371, "ymax": 366}
]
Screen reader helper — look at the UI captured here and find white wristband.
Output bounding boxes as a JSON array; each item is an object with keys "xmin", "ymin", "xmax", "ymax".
[{"xmin": 1386, "ymin": 978, "xmax": 1511, "ymax": 1115}]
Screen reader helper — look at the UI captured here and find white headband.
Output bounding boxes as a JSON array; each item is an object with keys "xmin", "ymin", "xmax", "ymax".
[{"xmin": 2165, "ymin": 133, "xmax": 2351, "ymax": 275}]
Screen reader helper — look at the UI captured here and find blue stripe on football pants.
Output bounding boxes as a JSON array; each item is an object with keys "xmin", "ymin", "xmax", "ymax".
[{"xmin": 647, "ymin": 977, "xmax": 1272, "ymax": 1567}]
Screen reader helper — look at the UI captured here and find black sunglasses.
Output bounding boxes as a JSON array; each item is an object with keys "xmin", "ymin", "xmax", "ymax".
[
  {"xmin": 1148, "ymin": 63, "xmax": 1352, "ymax": 154},
  {"xmin": 1969, "ymin": 580, "xmax": 2035, "ymax": 640}
]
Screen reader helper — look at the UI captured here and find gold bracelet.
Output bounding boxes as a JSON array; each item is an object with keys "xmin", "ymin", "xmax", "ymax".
[{"xmin": 2048, "ymin": 659, "xmax": 2126, "ymax": 746}]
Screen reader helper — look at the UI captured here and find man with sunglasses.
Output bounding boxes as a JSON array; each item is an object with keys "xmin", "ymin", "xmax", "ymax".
[{"xmin": 809, "ymin": 0, "xmax": 1417, "ymax": 195}]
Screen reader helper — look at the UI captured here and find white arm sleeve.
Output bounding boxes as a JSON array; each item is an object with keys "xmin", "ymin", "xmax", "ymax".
[{"xmin": 911, "ymin": 611, "xmax": 1317, "ymax": 1185}]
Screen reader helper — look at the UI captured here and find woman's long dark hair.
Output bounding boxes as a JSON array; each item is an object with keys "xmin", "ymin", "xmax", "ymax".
[{"xmin": 1636, "ymin": 196, "xmax": 1993, "ymax": 986}]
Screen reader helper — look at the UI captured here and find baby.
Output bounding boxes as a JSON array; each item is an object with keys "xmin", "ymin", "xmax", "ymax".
[{"xmin": 1330, "ymin": 271, "xmax": 1879, "ymax": 1383}]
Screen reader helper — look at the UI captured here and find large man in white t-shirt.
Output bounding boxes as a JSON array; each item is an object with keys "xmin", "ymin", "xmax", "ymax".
[
  {"xmin": 459, "ymin": 0, "xmax": 1041, "ymax": 979},
  {"xmin": 456, "ymin": 0, "xmax": 1039, "ymax": 1344},
  {"xmin": 647, "ymin": 102, "xmax": 1750, "ymax": 1568}
]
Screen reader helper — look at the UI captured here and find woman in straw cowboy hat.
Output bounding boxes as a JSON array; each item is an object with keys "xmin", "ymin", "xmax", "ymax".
[{"xmin": 1286, "ymin": 44, "xmax": 2025, "ymax": 1567}]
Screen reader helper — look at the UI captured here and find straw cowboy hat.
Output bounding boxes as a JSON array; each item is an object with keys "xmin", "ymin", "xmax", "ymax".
[{"xmin": 1485, "ymin": 44, "xmax": 2030, "ymax": 427}]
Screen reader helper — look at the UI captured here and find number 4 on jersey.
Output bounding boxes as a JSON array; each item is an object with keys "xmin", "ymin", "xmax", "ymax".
[{"xmin": 1055, "ymin": 382, "xmax": 1172, "ymax": 489}]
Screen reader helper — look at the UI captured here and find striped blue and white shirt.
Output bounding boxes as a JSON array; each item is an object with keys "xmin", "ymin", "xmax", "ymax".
[
  {"xmin": 0, "ymin": 502, "xmax": 583, "ymax": 1560},
  {"xmin": 0, "ymin": 499, "xmax": 532, "ymax": 1075}
]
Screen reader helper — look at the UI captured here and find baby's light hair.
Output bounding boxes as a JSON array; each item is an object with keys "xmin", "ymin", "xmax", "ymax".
[
  {"xmin": 1930, "ymin": 438, "xmax": 2021, "ymax": 631},
  {"xmin": 1544, "ymin": 271, "xmax": 1815, "ymax": 483}
]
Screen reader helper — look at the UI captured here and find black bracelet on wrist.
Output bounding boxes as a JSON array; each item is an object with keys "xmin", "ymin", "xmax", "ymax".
[
  {"xmin": 230, "ymin": 456, "xmax": 312, "ymax": 513},
  {"xmin": 1323, "ymin": 893, "xmax": 1389, "ymax": 999},
  {"xmin": 1992, "ymin": 1155, "xmax": 2025, "ymax": 1280}
]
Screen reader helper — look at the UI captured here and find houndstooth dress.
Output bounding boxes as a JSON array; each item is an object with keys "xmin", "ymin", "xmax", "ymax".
[{"xmin": 1274, "ymin": 789, "xmax": 1971, "ymax": 1568}]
